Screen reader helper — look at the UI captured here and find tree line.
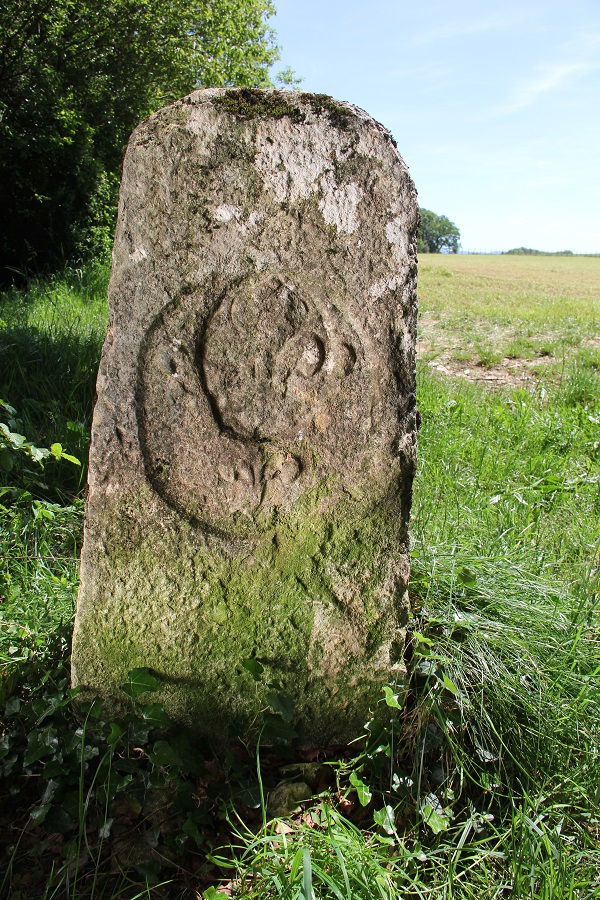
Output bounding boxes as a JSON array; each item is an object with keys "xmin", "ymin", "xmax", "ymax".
[{"xmin": 0, "ymin": 0, "xmax": 279, "ymax": 280}]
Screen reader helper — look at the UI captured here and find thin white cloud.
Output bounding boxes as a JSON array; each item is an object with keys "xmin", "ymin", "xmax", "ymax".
[
  {"xmin": 383, "ymin": 61, "xmax": 453, "ymax": 94},
  {"xmin": 414, "ymin": 13, "xmax": 523, "ymax": 44},
  {"xmin": 564, "ymin": 28, "xmax": 600, "ymax": 56},
  {"xmin": 494, "ymin": 59, "xmax": 597, "ymax": 115},
  {"xmin": 489, "ymin": 28, "xmax": 600, "ymax": 117}
]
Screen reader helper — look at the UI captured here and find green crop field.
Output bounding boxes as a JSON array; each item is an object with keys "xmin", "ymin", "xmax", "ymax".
[{"xmin": 1, "ymin": 257, "xmax": 599, "ymax": 898}]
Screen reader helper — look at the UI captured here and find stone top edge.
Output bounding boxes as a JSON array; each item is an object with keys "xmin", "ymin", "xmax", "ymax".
[
  {"xmin": 187, "ymin": 86, "xmax": 371, "ymax": 117},
  {"xmin": 142, "ymin": 87, "xmax": 399, "ymax": 146}
]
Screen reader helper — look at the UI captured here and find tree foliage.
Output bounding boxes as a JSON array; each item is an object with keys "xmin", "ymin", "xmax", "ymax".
[
  {"xmin": 504, "ymin": 247, "xmax": 574, "ymax": 256},
  {"xmin": 0, "ymin": 0, "xmax": 279, "ymax": 279},
  {"xmin": 418, "ymin": 208, "xmax": 460, "ymax": 254}
]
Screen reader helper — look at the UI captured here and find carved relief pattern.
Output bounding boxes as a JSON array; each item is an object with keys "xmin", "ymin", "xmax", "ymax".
[{"xmin": 137, "ymin": 274, "xmax": 373, "ymax": 535}]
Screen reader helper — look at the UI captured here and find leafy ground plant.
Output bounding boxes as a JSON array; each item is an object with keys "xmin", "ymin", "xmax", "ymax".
[{"xmin": 1, "ymin": 654, "xmax": 229, "ymax": 898}]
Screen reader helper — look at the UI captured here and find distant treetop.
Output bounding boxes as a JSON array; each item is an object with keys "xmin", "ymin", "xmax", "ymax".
[
  {"xmin": 418, "ymin": 209, "xmax": 460, "ymax": 254},
  {"xmin": 503, "ymin": 248, "xmax": 574, "ymax": 256}
]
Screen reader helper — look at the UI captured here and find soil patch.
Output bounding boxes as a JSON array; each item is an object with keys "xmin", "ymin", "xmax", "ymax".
[{"xmin": 419, "ymin": 351, "xmax": 537, "ymax": 387}]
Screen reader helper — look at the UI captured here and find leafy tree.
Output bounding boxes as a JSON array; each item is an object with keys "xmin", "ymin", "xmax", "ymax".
[
  {"xmin": 0, "ymin": 0, "xmax": 280, "ymax": 280},
  {"xmin": 418, "ymin": 208, "xmax": 460, "ymax": 254},
  {"xmin": 504, "ymin": 247, "xmax": 573, "ymax": 256}
]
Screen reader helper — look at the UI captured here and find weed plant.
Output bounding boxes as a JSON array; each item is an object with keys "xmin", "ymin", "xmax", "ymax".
[{"xmin": 0, "ymin": 263, "xmax": 599, "ymax": 897}]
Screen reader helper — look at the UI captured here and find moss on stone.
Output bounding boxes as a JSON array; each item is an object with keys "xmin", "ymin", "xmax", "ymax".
[
  {"xmin": 74, "ymin": 86, "xmax": 417, "ymax": 748},
  {"xmin": 211, "ymin": 90, "xmax": 355, "ymax": 132},
  {"xmin": 213, "ymin": 89, "xmax": 306, "ymax": 123},
  {"xmin": 74, "ymin": 483, "xmax": 407, "ymax": 745},
  {"xmin": 299, "ymin": 93, "xmax": 354, "ymax": 130},
  {"xmin": 333, "ymin": 153, "xmax": 374, "ymax": 183}
]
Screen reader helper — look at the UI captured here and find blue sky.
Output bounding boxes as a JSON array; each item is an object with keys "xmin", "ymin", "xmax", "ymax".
[{"xmin": 271, "ymin": 0, "xmax": 600, "ymax": 252}]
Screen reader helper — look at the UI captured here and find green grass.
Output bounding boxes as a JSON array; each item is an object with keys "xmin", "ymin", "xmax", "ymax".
[
  {"xmin": 1, "ymin": 259, "xmax": 599, "ymax": 897},
  {"xmin": 410, "ymin": 365, "xmax": 600, "ymax": 792}
]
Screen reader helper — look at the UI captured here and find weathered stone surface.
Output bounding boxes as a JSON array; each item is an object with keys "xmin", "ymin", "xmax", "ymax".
[{"xmin": 72, "ymin": 88, "xmax": 419, "ymax": 745}]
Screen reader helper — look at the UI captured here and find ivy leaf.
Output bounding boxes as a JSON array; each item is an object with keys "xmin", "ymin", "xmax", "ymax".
[
  {"xmin": 349, "ymin": 771, "xmax": 372, "ymax": 807},
  {"xmin": 241, "ymin": 658, "xmax": 264, "ymax": 681},
  {"xmin": 421, "ymin": 793, "xmax": 451, "ymax": 834},
  {"xmin": 24, "ymin": 725, "xmax": 59, "ymax": 765},
  {"xmin": 4, "ymin": 696, "xmax": 20, "ymax": 715},
  {"xmin": 261, "ymin": 713, "xmax": 297, "ymax": 743},
  {"xmin": 41, "ymin": 778, "xmax": 60, "ymax": 805},
  {"xmin": 0, "ymin": 448, "xmax": 14, "ymax": 471},
  {"xmin": 441, "ymin": 673, "xmax": 459, "ymax": 696},
  {"xmin": 149, "ymin": 739, "xmax": 184, "ymax": 769},
  {"xmin": 142, "ymin": 702, "xmax": 171, "ymax": 727},
  {"xmin": 412, "ymin": 631, "xmax": 435, "ymax": 657},
  {"xmin": 120, "ymin": 667, "xmax": 162, "ymax": 698},
  {"xmin": 30, "ymin": 802, "xmax": 51, "ymax": 824},
  {"xmin": 266, "ymin": 690, "xmax": 295, "ymax": 722},
  {"xmin": 106, "ymin": 721, "xmax": 125, "ymax": 747},
  {"xmin": 383, "ymin": 685, "xmax": 404, "ymax": 709},
  {"xmin": 412, "ymin": 632, "xmax": 434, "ymax": 647},
  {"xmin": 373, "ymin": 805, "xmax": 396, "ymax": 835}
]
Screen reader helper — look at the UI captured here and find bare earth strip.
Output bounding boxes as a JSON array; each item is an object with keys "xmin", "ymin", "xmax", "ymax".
[{"xmin": 416, "ymin": 254, "xmax": 600, "ymax": 387}]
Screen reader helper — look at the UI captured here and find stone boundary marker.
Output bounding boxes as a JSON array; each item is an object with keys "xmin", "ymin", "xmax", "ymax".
[{"xmin": 72, "ymin": 88, "xmax": 419, "ymax": 745}]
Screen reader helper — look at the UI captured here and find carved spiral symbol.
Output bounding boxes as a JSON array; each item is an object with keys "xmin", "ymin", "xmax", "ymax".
[{"xmin": 137, "ymin": 275, "xmax": 369, "ymax": 536}]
